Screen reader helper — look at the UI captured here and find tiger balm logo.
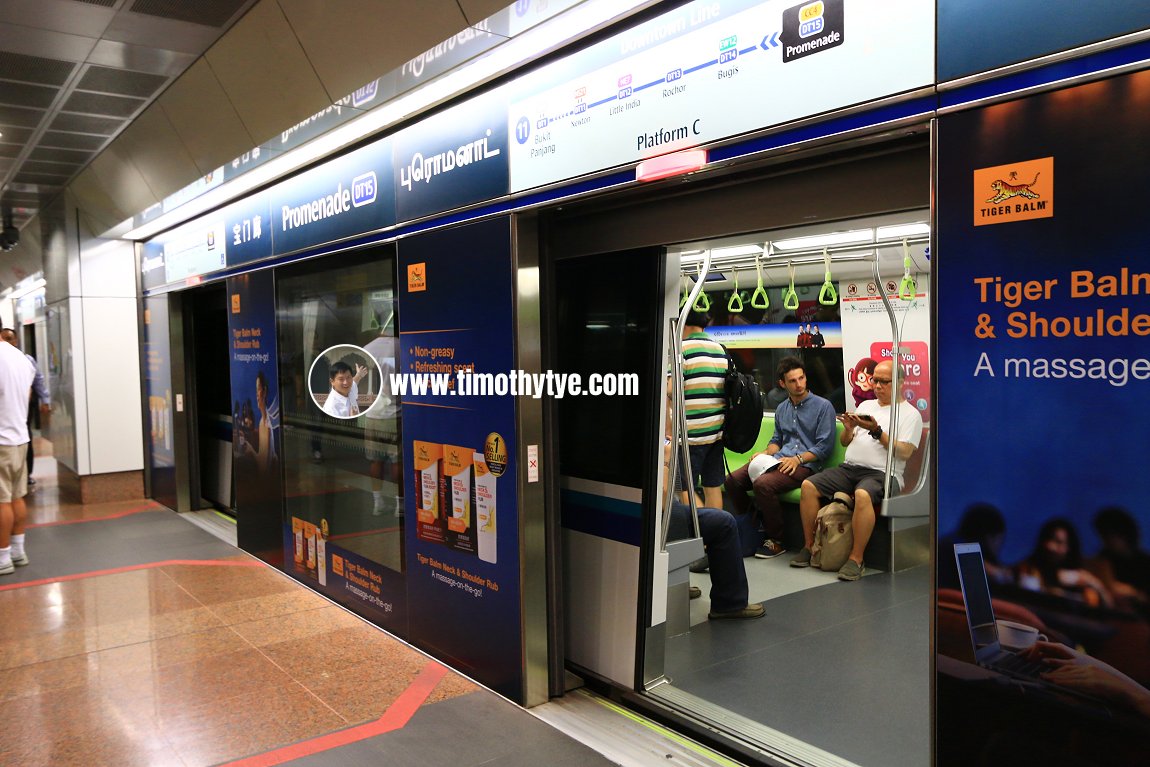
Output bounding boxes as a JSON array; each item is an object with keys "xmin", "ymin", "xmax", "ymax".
[{"xmin": 974, "ymin": 157, "xmax": 1053, "ymax": 226}]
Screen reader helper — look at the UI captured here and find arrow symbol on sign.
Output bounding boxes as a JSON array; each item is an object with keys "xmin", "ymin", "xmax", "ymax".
[{"xmin": 760, "ymin": 31, "xmax": 779, "ymax": 50}]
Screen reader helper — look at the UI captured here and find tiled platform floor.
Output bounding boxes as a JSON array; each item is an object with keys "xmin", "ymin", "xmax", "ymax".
[{"xmin": 0, "ymin": 457, "xmax": 630, "ymax": 767}]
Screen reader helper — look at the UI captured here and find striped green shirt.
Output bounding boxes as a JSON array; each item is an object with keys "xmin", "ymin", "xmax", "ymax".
[{"xmin": 682, "ymin": 332, "xmax": 727, "ymax": 445}]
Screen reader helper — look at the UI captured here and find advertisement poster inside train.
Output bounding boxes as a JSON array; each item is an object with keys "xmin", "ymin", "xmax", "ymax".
[
  {"xmin": 227, "ymin": 272, "xmax": 283, "ymax": 565},
  {"xmin": 398, "ymin": 218, "xmax": 522, "ymax": 702},
  {"xmin": 936, "ymin": 70, "xmax": 1150, "ymax": 764},
  {"xmin": 838, "ymin": 274, "xmax": 930, "ymax": 424}
]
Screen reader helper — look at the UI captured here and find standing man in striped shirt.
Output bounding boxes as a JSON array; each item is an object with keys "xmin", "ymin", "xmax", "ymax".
[{"xmin": 677, "ymin": 309, "xmax": 728, "ymax": 510}]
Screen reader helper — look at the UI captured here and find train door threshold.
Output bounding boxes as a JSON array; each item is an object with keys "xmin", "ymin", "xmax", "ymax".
[
  {"xmin": 180, "ymin": 509, "xmax": 238, "ymax": 547},
  {"xmin": 531, "ymin": 686, "xmax": 804, "ymax": 767}
]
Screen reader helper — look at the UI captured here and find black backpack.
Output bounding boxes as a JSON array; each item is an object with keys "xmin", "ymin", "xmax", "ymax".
[{"xmin": 722, "ymin": 352, "xmax": 764, "ymax": 453}]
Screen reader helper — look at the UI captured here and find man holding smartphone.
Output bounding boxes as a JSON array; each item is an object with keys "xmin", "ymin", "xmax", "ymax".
[{"xmin": 792, "ymin": 358, "xmax": 923, "ymax": 580}]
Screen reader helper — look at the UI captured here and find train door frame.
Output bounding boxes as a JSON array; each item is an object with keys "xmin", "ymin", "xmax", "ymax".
[{"xmin": 538, "ymin": 134, "xmax": 933, "ymax": 763}]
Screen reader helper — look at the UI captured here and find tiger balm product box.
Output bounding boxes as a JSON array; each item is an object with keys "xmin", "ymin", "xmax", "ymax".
[
  {"xmin": 414, "ymin": 441, "xmax": 446, "ymax": 544},
  {"xmin": 443, "ymin": 445, "xmax": 476, "ymax": 555}
]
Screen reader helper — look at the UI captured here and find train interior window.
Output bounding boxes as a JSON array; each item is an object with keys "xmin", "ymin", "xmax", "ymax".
[
  {"xmin": 275, "ymin": 247, "xmax": 403, "ymax": 576},
  {"xmin": 658, "ymin": 212, "xmax": 932, "ymax": 767}
]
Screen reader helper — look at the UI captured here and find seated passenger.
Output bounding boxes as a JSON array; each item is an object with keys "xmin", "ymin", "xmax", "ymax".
[
  {"xmin": 1016, "ymin": 518, "xmax": 1113, "ymax": 608},
  {"xmin": 1089, "ymin": 506, "xmax": 1150, "ymax": 608},
  {"xmin": 664, "ymin": 444, "xmax": 764, "ymax": 620},
  {"xmin": 792, "ymin": 359, "xmax": 923, "ymax": 580},
  {"xmin": 724, "ymin": 356, "xmax": 836, "ymax": 559}
]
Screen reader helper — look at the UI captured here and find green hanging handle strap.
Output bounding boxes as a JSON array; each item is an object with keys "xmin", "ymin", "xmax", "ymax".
[
  {"xmin": 782, "ymin": 261, "xmax": 800, "ymax": 310},
  {"xmin": 679, "ymin": 275, "xmax": 690, "ymax": 308},
  {"xmin": 727, "ymin": 269, "xmax": 744, "ymax": 313},
  {"xmin": 898, "ymin": 238, "xmax": 917, "ymax": 300},
  {"xmin": 750, "ymin": 247, "xmax": 769, "ymax": 308},
  {"xmin": 818, "ymin": 246, "xmax": 838, "ymax": 305},
  {"xmin": 692, "ymin": 263, "xmax": 711, "ymax": 311}
]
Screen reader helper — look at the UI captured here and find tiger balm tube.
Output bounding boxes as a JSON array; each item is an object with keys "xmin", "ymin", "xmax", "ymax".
[{"xmin": 474, "ymin": 453, "xmax": 497, "ymax": 564}]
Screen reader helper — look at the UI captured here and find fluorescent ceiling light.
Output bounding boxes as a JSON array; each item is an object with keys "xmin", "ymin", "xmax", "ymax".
[
  {"xmin": 710, "ymin": 244, "xmax": 764, "ymax": 258},
  {"xmin": 876, "ymin": 223, "xmax": 930, "ymax": 240},
  {"xmin": 771, "ymin": 230, "xmax": 873, "ymax": 251},
  {"xmin": 8, "ymin": 277, "xmax": 46, "ymax": 301},
  {"xmin": 124, "ymin": 0, "xmax": 648, "ymax": 242}
]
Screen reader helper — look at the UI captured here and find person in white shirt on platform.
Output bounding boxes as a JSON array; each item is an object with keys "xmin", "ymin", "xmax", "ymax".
[
  {"xmin": 0, "ymin": 331, "xmax": 37, "ymax": 575},
  {"xmin": 321, "ymin": 360, "xmax": 368, "ymax": 418},
  {"xmin": 792, "ymin": 359, "xmax": 923, "ymax": 581}
]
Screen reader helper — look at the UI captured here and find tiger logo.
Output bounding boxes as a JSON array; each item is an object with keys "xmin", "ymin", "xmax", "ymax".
[{"xmin": 987, "ymin": 173, "xmax": 1041, "ymax": 204}]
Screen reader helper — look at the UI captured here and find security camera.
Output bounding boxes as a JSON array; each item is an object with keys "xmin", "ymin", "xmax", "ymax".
[{"xmin": 0, "ymin": 226, "xmax": 18, "ymax": 251}]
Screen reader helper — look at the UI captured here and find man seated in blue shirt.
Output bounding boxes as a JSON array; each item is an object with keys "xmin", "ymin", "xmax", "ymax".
[
  {"xmin": 723, "ymin": 356, "xmax": 836, "ymax": 559},
  {"xmin": 664, "ymin": 442, "xmax": 764, "ymax": 620}
]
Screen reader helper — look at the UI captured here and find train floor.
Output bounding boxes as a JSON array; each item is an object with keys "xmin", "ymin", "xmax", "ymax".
[
  {"xmin": 1, "ymin": 455, "xmax": 735, "ymax": 767},
  {"xmin": 668, "ymin": 555, "xmax": 931, "ymax": 767}
]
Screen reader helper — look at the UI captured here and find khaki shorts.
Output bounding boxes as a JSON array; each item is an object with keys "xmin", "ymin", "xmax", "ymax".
[{"xmin": 0, "ymin": 443, "xmax": 28, "ymax": 503}]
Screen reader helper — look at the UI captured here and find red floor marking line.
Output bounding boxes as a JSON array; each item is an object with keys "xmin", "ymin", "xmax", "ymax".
[
  {"xmin": 0, "ymin": 558, "xmax": 263, "ymax": 591},
  {"xmin": 27, "ymin": 502, "xmax": 166, "ymax": 528},
  {"xmin": 220, "ymin": 661, "xmax": 450, "ymax": 767}
]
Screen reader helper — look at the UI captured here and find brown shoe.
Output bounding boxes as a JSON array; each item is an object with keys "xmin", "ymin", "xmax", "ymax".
[
  {"xmin": 689, "ymin": 585, "xmax": 701, "ymax": 599},
  {"xmin": 708, "ymin": 603, "xmax": 765, "ymax": 620}
]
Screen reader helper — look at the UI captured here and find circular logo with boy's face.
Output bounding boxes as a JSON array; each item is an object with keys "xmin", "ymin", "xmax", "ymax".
[{"xmin": 484, "ymin": 432, "xmax": 508, "ymax": 477}]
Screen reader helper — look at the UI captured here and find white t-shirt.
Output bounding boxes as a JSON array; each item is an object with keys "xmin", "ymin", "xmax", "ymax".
[
  {"xmin": 844, "ymin": 398, "xmax": 923, "ymax": 488},
  {"xmin": 0, "ymin": 342, "xmax": 36, "ymax": 446},
  {"xmin": 362, "ymin": 335, "xmax": 397, "ymax": 419},
  {"xmin": 322, "ymin": 381, "xmax": 359, "ymax": 418}
]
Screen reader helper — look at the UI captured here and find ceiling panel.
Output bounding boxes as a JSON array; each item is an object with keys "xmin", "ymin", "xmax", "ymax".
[
  {"xmin": 130, "ymin": 0, "xmax": 251, "ymax": 28},
  {"xmin": 281, "ymin": 0, "xmax": 471, "ymax": 99},
  {"xmin": 77, "ymin": 64, "xmax": 169, "ymax": 97},
  {"xmin": 62, "ymin": 90, "xmax": 146, "ymax": 118},
  {"xmin": 0, "ymin": 81, "xmax": 63, "ymax": 110},
  {"xmin": 0, "ymin": 22, "xmax": 99, "ymax": 62},
  {"xmin": 206, "ymin": 0, "xmax": 331, "ymax": 142},
  {"xmin": 87, "ymin": 38, "xmax": 197, "ymax": 75},
  {"xmin": 13, "ymin": 172, "xmax": 68, "ymax": 186},
  {"xmin": 0, "ymin": 126, "xmax": 35, "ymax": 144},
  {"xmin": 102, "ymin": 8, "xmax": 231, "ymax": 53},
  {"xmin": 157, "ymin": 58, "xmax": 256, "ymax": 174},
  {"xmin": 30, "ymin": 146, "xmax": 96, "ymax": 164},
  {"xmin": 20, "ymin": 160, "xmax": 82, "ymax": 176},
  {"xmin": 39, "ymin": 130, "xmax": 106, "ymax": 150},
  {"xmin": 0, "ymin": 145, "xmax": 21, "ymax": 159},
  {"xmin": 48, "ymin": 112, "xmax": 122, "ymax": 134},
  {"xmin": 0, "ymin": 105, "xmax": 46, "ymax": 128},
  {"xmin": 114, "ymin": 106, "xmax": 200, "ymax": 200},
  {"xmin": 0, "ymin": 0, "xmax": 116, "ymax": 38},
  {"xmin": 0, "ymin": 50, "xmax": 78, "ymax": 86}
]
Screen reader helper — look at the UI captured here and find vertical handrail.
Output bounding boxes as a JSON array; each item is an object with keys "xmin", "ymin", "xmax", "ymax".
[
  {"xmin": 661, "ymin": 251, "xmax": 712, "ymax": 549},
  {"xmin": 871, "ymin": 256, "xmax": 901, "ymax": 503}
]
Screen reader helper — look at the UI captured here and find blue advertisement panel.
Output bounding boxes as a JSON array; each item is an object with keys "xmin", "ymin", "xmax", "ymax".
[
  {"xmin": 227, "ymin": 272, "xmax": 284, "ymax": 564},
  {"xmin": 398, "ymin": 218, "xmax": 523, "ymax": 702},
  {"xmin": 270, "ymin": 138, "xmax": 396, "ymax": 256},
  {"xmin": 393, "ymin": 94, "xmax": 509, "ymax": 223},
  {"xmin": 938, "ymin": 0, "xmax": 1150, "ymax": 81},
  {"xmin": 142, "ymin": 295, "xmax": 176, "ymax": 508},
  {"xmin": 936, "ymin": 70, "xmax": 1150, "ymax": 763}
]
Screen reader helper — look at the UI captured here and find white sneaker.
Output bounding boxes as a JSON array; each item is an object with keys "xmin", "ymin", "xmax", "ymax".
[
  {"xmin": 12, "ymin": 552, "xmax": 28, "ymax": 566},
  {"xmin": 0, "ymin": 560, "xmax": 13, "ymax": 576}
]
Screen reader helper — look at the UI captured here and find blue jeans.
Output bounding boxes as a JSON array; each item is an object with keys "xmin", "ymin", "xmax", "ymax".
[{"xmin": 669, "ymin": 501, "xmax": 749, "ymax": 613}]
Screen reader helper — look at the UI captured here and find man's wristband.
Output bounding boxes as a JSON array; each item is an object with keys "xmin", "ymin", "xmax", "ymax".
[{"xmin": 869, "ymin": 427, "xmax": 883, "ymax": 441}]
